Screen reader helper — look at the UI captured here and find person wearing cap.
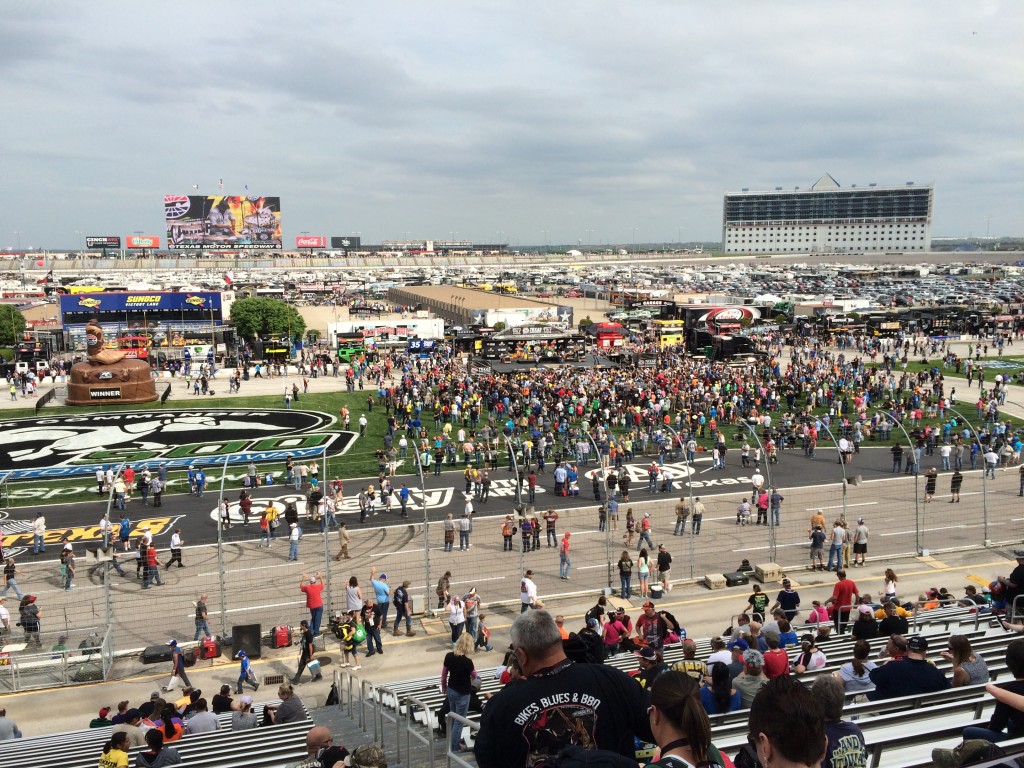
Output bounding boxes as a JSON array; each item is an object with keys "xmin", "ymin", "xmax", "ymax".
[
  {"xmin": 162, "ymin": 640, "xmax": 190, "ymax": 692},
  {"xmin": 235, "ymin": 650, "xmax": 260, "ymax": 694},
  {"xmin": 474, "ymin": 610, "xmax": 652, "ymax": 768},
  {"xmin": 392, "ymin": 579, "xmax": 415, "ymax": 637},
  {"xmin": 464, "ymin": 587, "xmax": 481, "ymax": 642},
  {"xmin": 769, "ymin": 580, "xmax": 800, "ymax": 623},
  {"xmin": 347, "ymin": 743, "xmax": 387, "ymax": 768},
  {"xmin": 634, "ymin": 645, "xmax": 669, "ymax": 689},
  {"xmin": 288, "ymin": 522, "xmax": 300, "ymax": 561},
  {"xmin": 637, "ymin": 601, "xmax": 669, "ymax": 650},
  {"xmin": 733, "ymin": 648, "xmax": 768, "ymax": 707},
  {"xmin": 690, "ymin": 496, "xmax": 705, "ymax": 536},
  {"xmin": 670, "ymin": 639, "xmax": 709, "ymax": 684},
  {"xmin": 19, "ymin": 596, "xmax": 45, "ymax": 648},
  {"xmin": 301, "ymin": 571, "xmax": 326, "ymax": 636},
  {"xmin": 851, "ymin": 517, "xmax": 869, "ymax": 567},
  {"xmin": 867, "ymin": 635, "xmax": 950, "ymax": 700},
  {"xmin": 851, "ymin": 605, "xmax": 879, "ymax": 641},
  {"xmin": 637, "ymin": 511, "xmax": 654, "ymax": 551},
  {"xmin": 90, "ymin": 706, "xmax": 114, "ymax": 728},
  {"xmin": 230, "ymin": 695, "xmax": 258, "ymax": 731}
]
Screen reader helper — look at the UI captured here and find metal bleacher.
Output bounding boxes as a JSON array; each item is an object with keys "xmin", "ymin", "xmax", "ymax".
[
  {"xmin": 0, "ymin": 702, "xmax": 312, "ymax": 768},
  {"xmin": 331, "ymin": 603, "xmax": 1024, "ymax": 768}
]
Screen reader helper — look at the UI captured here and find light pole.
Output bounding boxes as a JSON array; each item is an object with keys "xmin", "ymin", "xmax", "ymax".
[
  {"xmin": 947, "ymin": 406, "xmax": 988, "ymax": 545},
  {"xmin": 413, "ymin": 447, "xmax": 433, "ymax": 616},
  {"xmin": 662, "ymin": 423, "xmax": 696, "ymax": 578},
  {"xmin": 878, "ymin": 409, "xmax": 923, "ymax": 555},
  {"xmin": 742, "ymin": 421, "xmax": 778, "ymax": 564},
  {"xmin": 74, "ymin": 230, "xmax": 83, "ymax": 253},
  {"xmin": 215, "ymin": 453, "xmax": 231, "ymax": 637},
  {"xmin": 582, "ymin": 429, "xmax": 614, "ymax": 592},
  {"xmin": 631, "ymin": 227, "xmax": 638, "ymax": 253},
  {"xmin": 103, "ymin": 460, "xmax": 128, "ymax": 628},
  {"xmin": 502, "ymin": 434, "xmax": 528, "ymax": 578},
  {"xmin": 813, "ymin": 419, "xmax": 850, "ymax": 522}
]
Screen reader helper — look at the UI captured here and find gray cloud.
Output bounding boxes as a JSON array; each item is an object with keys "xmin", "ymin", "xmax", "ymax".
[{"xmin": 1, "ymin": 0, "xmax": 1022, "ymax": 249}]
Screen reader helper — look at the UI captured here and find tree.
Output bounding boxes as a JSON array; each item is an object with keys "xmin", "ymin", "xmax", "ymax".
[
  {"xmin": 0, "ymin": 305, "xmax": 26, "ymax": 346},
  {"xmin": 492, "ymin": 321, "xmax": 507, "ymax": 332},
  {"xmin": 578, "ymin": 316, "xmax": 594, "ymax": 329},
  {"xmin": 229, "ymin": 297, "xmax": 305, "ymax": 342}
]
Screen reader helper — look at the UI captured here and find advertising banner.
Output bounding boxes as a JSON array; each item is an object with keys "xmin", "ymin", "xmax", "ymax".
[
  {"xmin": 331, "ymin": 236, "xmax": 360, "ymax": 249},
  {"xmin": 126, "ymin": 235, "xmax": 161, "ymax": 249},
  {"xmin": 60, "ymin": 291, "xmax": 223, "ymax": 319},
  {"xmin": 295, "ymin": 235, "xmax": 327, "ymax": 249},
  {"xmin": 86, "ymin": 236, "xmax": 121, "ymax": 249},
  {"xmin": 164, "ymin": 195, "xmax": 282, "ymax": 250}
]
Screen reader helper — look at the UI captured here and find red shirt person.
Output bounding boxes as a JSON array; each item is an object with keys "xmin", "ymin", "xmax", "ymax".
[
  {"xmin": 824, "ymin": 569, "xmax": 860, "ymax": 634},
  {"xmin": 300, "ymin": 572, "xmax": 325, "ymax": 635}
]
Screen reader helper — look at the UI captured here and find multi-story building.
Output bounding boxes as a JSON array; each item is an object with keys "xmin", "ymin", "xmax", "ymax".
[{"xmin": 722, "ymin": 174, "xmax": 933, "ymax": 254}]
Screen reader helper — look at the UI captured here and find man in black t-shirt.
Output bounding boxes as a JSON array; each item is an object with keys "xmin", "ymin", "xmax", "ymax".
[
  {"xmin": 997, "ymin": 549, "xmax": 1024, "ymax": 620},
  {"xmin": 211, "ymin": 685, "xmax": 235, "ymax": 714},
  {"xmin": 475, "ymin": 610, "xmax": 652, "ymax": 768}
]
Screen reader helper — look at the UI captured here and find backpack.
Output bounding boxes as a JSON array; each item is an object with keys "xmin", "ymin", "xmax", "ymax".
[
  {"xmin": 543, "ymin": 744, "xmax": 639, "ymax": 768},
  {"xmin": 393, "ymin": 587, "xmax": 406, "ymax": 609},
  {"xmin": 932, "ymin": 739, "xmax": 1021, "ymax": 768}
]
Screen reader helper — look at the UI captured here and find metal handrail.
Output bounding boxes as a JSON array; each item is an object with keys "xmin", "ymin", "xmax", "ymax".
[
  {"xmin": 373, "ymin": 683, "xmax": 403, "ymax": 765},
  {"xmin": 445, "ymin": 712, "xmax": 480, "ymax": 768},
  {"xmin": 405, "ymin": 693, "xmax": 436, "ymax": 768}
]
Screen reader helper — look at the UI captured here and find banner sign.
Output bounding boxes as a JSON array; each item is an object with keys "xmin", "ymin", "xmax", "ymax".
[
  {"xmin": 86, "ymin": 236, "xmax": 121, "ymax": 249},
  {"xmin": 295, "ymin": 235, "xmax": 327, "ymax": 248},
  {"xmin": 126, "ymin": 235, "xmax": 161, "ymax": 249},
  {"xmin": 164, "ymin": 195, "xmax": 282, "ymax": 250},
  {"xmin": 331, "ymin": 236, "xmax": 360, "ymax": 249},
  {"xmin": 60, "ymin": 291, "xmax": 222, "ymax": 315}
]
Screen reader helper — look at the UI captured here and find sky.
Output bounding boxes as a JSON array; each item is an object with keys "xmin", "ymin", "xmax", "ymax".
[{"xmin": 2, "ymin": 1, "xmax": 1022, "ymax": 250}]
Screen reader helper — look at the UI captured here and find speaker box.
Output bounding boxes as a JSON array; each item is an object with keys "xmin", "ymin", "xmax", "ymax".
[{"xmin": 232, "ymin": 623, "xmax": 262, "ymax": 659}]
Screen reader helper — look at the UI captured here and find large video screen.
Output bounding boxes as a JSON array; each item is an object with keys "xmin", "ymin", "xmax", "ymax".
[{"xmin": 164, "ymin": 195, "xmax": 282, "ymax": 250}]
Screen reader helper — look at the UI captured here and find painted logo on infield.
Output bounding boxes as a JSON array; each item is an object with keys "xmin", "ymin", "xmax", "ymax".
[{"xmin": 0, "ymin": 409, "xmax": 355, "ymax": 480}]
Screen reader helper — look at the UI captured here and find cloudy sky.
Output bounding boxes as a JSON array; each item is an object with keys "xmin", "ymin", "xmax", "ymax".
[{"xmin": 2, "ymin": 1, "xmax": 1021, "ymax": 250}]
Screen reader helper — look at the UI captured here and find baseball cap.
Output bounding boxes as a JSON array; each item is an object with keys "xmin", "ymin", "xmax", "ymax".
[
  {"xmin": 349, "ymin": 743, "xmax": 388, "ymax": 768},
  {"xmin": 728, "ymin": 637, "xmax": 750, "ymax": 652},
  {"xmin": 907, "ymin": 635, "xmax": 929, "ymax": 652},
  {"xmin": 642, "ymin": 601, "xmax": 655, "ymax": 609},
  {"xmin": 126, "ymin": 708, "xmax": 142, "ymax": 721},
  {"xmin": 166, "ymin": 639, "xmax": 177, "ymax": 647},
  {"xmin": 858, "ymin": 605, "xmax": 873, "ymax": 615},
  {"xmin": 782, "ymin": 578, "xmax": 791, "ymax": 586},
  {"xmin": 379, "ymin": 573, "xmax": 388, "ymax": 580},
  {"xmin": 1013, "ymin": 548, "xmax": 1024, "ymax": 559},
  {"xmin": 634, "ymin": 646, "xmax": 658, "ymax": 661},
  {"xmin": 99, "ymin": 707, "xmax": 111, "ymax": 718},
  {"xmin": 150, "ymin": 691, "xmax": 161, "ymax": 701},
  {"xmin": 238, "ymin": 695, "xmax": 253, "ymax": 706},
  {"xmin": 587, "ymin": 617, "xmax": 600, "ymax": 629},
  {"xmin": 236, "ymin": 650, "xmax": 247, "ymax": 658},
  {"xmin": 742, "ymin": 649, "xmax": 764, "ymax": 668}
]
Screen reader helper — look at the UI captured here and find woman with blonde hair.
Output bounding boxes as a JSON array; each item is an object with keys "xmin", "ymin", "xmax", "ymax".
[{"xmin": 441, "ymin": 632, "xmax": 477, "ymax": 754}]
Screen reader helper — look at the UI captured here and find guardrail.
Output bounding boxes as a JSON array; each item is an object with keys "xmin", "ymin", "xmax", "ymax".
[
  {"xmin": 445, "ymin": 712, "xmax": 480, "ymax": 768},
  {"xmin": 34, "ymin": 387, "xmax": 56, "ymax": 414}
]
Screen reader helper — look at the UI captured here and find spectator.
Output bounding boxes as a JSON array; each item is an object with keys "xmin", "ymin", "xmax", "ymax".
[
  {"xmin": 770, "ymin": 579, "xmax": 801, "ymax": 622},
  {"xmin": 91, "ymin": 706, "xmax": 114, "ymax": 728},
  {"xmin": 961, "ymin": 639, "xmax": 1024, "ymax": 743},
  {"xmin": 649, "ymin": 671, "xmax": 732, "ymax": 766},
  {"xmin": 602, "ymin": 613, "xmax": 629, "ymax": 658},
  {"xmin": 700, "ymin": 661, "xmax": 741, "ymax": 715},
  {"xmin": 184, "ymin": 698, "xmax": 219, "ymax": 734},
  {"xmin": 850, "ymin": 605, "xmax": 878, "ymax": 641},
  {"xmin": 344, "ymin": 744, "xmax": 387, "ymax": 768},
  {"xmin": 98, "ymin": 731, "xmax": 132, "ymax": 768},
  {"xmin": 112, "ymin": 709, "xmax": 146, "ymax": 747},
  {"xmin": 266, "ymin": 684, "xmax": 306, "ymax": 724},
  {"xmin": 877, "ymin": 600, "xmax": 910, "ymax": 635},
  {"xmin": 231, "ymin": 696, "xmax": 258, "ymax": 731},
  {"xmin": 0, "ymin": 707, "xmax": 22, "ymax": 740},
  {"xmin": 474, "ymin": 610, "xmax": 652, "ymax": 768},
  {"xmin": 155, "ymin": 704, "xmax": 183, "ymax": 742},
  {"xmin": 733, "ymin": 649, "xmax": 768, "ymax": 707},
  {"xmin": 636, "ymin": 600, "xmax": 669, "ymax": 650},
  {"xmin": 942, "ymin": 634, "xmax": 989, "ymax": 687},
  {"xmin": 441, "ymin": 633, "xmax": 477, "ymax": 754},
  {"xmin": 777, "ymin": 619, "xmax": 799, "ymax": 648},
  {"xmin": 746, "ymin": 676, "xmax": 827, "ymax": 768},
  {"xmin": 671, "ymin": 639, "xmax": 708, "ymax": 684},
  {"xmin": 111, "ymin": 701, "xmax": 131, "ymax": 725},
  {"xmin": 706, "ymin": 636, "xmax": 731, "ymax": 668},
  {"xmin": 290, "ymin": 726, "xmax": 349, "ymax": 768},
  {"xmin": 762, "ymin": 633, "xmax": 790, "ymax": 680},
  {"xmin": 823, "ymin": 569, "xmax": 859, "ymax": 634},
  {"xmin": 810, "ymin": 675, "xmax": 868, "ymax": 768},
  {"xmin": 868, "ymin": 635, "xmax": 950, "ymax": 700},
  {"xmin": 792, "ymin": 635, "xmax": 827, "ymax": 675},
  {"xmin": 835, "ymin": 640, "xmax": 876, "ymax": 697},
  {"xmin": 211, "ymin": 685, "xmax": 236, "ymax": 714},
  {"xmin": 634, "ymin": 645, "xmax": 669, "ymax": 690},
  {"xmin": 136, "ymin": 729, "xmax": 182, "ymax": 767}
]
